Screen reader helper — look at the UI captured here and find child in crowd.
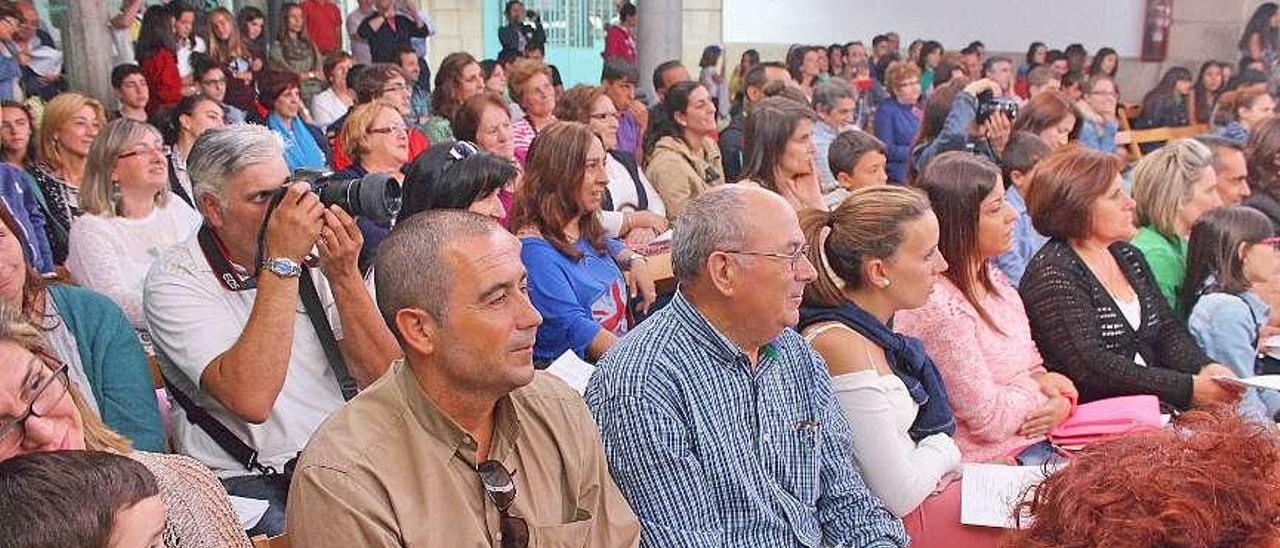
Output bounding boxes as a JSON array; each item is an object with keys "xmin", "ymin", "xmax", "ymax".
[
  {"xmin": 0, "ymin": 450, "xmax": 166, "ymax": 548},
  {"xmin": 823, "ymin": 129, "xmax": 888, "ymax": 208},
  {"xmin": 994, "ymin": 131, "xmax": 1053, "ymax": 287}
]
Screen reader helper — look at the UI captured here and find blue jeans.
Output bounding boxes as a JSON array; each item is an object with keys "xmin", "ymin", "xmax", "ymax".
[{"xmin": 221, "ymin": 474, "xmax": 290, "ymax": 537}]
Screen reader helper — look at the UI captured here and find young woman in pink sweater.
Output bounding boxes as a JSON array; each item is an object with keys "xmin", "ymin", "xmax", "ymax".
[{"xmin": 896, "ymin": 151, "xmax": 1077, "ymax": 463}]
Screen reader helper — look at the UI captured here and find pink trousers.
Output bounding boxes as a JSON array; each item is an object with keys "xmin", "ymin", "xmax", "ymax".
[{"xmin": 903, "ymin": 480, "xmax": 1008, "ymax": 547}]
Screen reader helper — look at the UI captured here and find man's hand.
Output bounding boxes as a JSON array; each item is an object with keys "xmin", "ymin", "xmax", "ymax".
[
  {"xmin": 316, "ymin": 205, "xmax": 364, "ymax": 282},
  {"xmin": 963, "ymin": 77, "xmax": 1001, "ymax": 97},
  {"xmin": 984, "ymin": 110, "xmax": 1012, "ymax": 153},
  {"xmin": 264, "ymin": 183, "xmax": 324, "ymax": 263}
]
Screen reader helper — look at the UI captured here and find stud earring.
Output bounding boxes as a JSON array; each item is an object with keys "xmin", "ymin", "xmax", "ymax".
[{"xmin": 879, "ymin": 279, "xmax": 892, "ymax": 288}]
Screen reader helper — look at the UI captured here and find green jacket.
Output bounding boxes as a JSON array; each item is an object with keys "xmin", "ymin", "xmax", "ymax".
[
  {"xmin": 1131, "ymin": 225, "xmax": 1187, "ymax": 315},
  {"xmin": 50, "ymin": 284, "xmax": 164, "ymax": 452}
]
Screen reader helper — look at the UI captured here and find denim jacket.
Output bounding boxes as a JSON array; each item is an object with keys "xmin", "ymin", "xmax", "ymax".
[{"xmin": 1188, "ymin": 289, "xmax": 1280, "ymax": 423}]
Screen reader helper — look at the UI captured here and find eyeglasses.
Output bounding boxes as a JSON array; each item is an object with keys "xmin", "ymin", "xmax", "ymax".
[
  {"xmin": 476, "ymin": 460, "xmax": 529, "ymax": 548},
  {"xmin": 118, "ymin": 144, "xmax": 166, "ymax": 160},
  {"xmin": 723, "ymin": 244, "xmax": 812, "ymax": 271},
  {"xmin": 380, "ymin": 83, "xmax": 409, "ymax": 94},
  {"xmin": 368, "ymin": 124, "xmax": 408, "ymax": 136},
  {"xmin": 449, "ymin": 140, "xmax": 480, "ymax": 161},
  {"xmin": 0, "ymin": 357, "xmax": 70, "ymax": 454},
  {"xmin": 1262, "ymin": 236, "xmax": 1280, "ymax": 249},
  {"xmin": 588, "ymin": 111, "xmax": 617, "ymax": 121}
]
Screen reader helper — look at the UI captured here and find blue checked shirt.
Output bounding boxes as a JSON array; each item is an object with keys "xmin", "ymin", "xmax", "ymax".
[{"xmin": 585, "ymin": 291, "xmax": 908, "ymax": 548}]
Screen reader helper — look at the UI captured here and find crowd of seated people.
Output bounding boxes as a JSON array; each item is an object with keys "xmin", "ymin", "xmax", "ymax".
[{"xmin": 6, "ymin": 0, "xmax": 1280, "ymax": 545}]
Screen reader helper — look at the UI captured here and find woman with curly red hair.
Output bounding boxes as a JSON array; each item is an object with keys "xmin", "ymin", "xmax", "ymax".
[{"xmin": 1010, "ymin": 407, "xmax": 1280, "ymax": 547}]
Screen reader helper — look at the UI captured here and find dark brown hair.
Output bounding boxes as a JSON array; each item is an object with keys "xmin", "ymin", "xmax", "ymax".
[
  {"xmin": 431, "ymin": 52, "xmax": 480, "ymax": 123},
  {"xmin": 0, "ymin": 450, "xmax": 160, "ymax": 547},
  {"xmin": 1181, "ymin": 206, "xmax": 1275, "ymax": 313},
  {"xmin": 739, "ymin": 96, "xmax": 816, "ymax": 189},
  {"xmin": 801, "ymin": 185, "xmax": 932, "ymax": 307},
  {"xmin": 354, "ymin": 63, "xmax": 407, "ymax": 104},
  {"xmin": 1247, "ymin": 117, "xmax": 1280, "ymax": 199},
  {"xmin": 1000, "ymin": 131, "xmax": 1051, "ymax": 189},
  {"xmin": 0, "ymin": 203, "xmax": 54, "ymax": 315},
  {"xmin": 913, "ymin": 151, "xmax": 1004, "ymax": 331},
  {"xmin": 554, "ymin": 84, "xmax": 607, "ymax": 123},
  {"xmin": 452, "ymin": 91, "xmax": 509, "ymax": 144},
  {"xmin": 509, "ymin": 122, "xmax": 607, "ymax": 260},
  {"xmin": 1012, "ymin": 89, "xmax": 1079, "ymax": 138},
  {"xmin": 1026, "ymin": 146, "xmax": 1125, "ymax": 241},
  {"xmin": 1009, "ymin": 407, "xmax": 1280, "ymax": 547}
]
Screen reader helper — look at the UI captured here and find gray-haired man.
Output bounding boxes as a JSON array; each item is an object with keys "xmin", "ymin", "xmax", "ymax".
[
  {"xmin": 144, "ymin": 124, "xmax": 400, "ymax": 536},
  {"xmin": 586, "ymin": 185, "xmax": 907, "ymax": 547}
]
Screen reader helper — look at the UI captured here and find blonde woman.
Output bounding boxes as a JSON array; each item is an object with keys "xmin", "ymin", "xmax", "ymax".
[
  {"xmin": 1130, "ymin": 138, "xmax": 1223, "ymax": 313},
  {"xmin": 65, "ymin": 119, "xmax": 201, "ymax": 330},
  {"xmin": 29, "ymin": 92, "xmax": 105, "ymax": 264}
]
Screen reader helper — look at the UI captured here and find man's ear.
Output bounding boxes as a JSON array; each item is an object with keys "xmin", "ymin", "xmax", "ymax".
[
  {"xmin": 197, "ymin": 193, "xmax": 223, "ymax": 227},
  {"xmin": 395, "ymin": 308, "xmax": 437, "ymax": 358},
  {"xmin": 704, "ymin": 252, "xmax": 739, "ymax": 297}
]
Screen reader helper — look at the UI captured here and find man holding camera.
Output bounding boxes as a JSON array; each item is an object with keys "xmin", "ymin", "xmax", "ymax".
[{"xmin": 144, "ymin": 124, "xmax": 400, "ymax": 537}]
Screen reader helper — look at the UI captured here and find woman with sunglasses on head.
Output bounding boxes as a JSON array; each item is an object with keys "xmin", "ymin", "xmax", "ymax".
[
  {"xmin": 66, "ymin": 118, "xmax": 201, "ymax": 335},
  {"xmin": 796, "ymin": 185, "xmax": 1004, "ymax": 546},
  {"xmin": 510, "ymin": 122, "xmax": 656, "ymax": 364},
  {"xmin": 555, "ymin": 85, "xmax": 668, "ymax": 248},
  {"xmin": 0, "ymin": 306, "xmax": 252, "ymax": 547},
  {"xmin": 1184, "ymin": 207, "xmax": 1280, "ymax": 425},
  {"xmin": 333, "ymin": 100, "xmax": 411, "ymax": 272},
  {"xmin": 0, "ymin": 202, "xmax": 161, "ymax": 451},
  {"xmin": 396, "ymin": 140, "xmax": 513, "ymax": 223}
]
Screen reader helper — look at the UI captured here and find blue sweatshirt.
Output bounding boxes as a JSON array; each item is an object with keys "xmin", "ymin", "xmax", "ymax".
[{"xmin": 873, "ymin": 99, "xmax": 921, "ymax": 183}]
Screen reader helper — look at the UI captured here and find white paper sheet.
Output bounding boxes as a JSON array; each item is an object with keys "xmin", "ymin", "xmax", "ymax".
[
  {"xmin": 545, "ymin": 350, "xmax": 595, "ymax": 395},
  {"xmin": 960, "ymin": 464, "xmax": 1049, "ymax": 529},
  {"xmin": 1213, "ymin": 375, "xmax": 1280, "ymax": 392},
  {"xmin": 228, "ymin": 495, "xmax": 270, "ymax": 530}
]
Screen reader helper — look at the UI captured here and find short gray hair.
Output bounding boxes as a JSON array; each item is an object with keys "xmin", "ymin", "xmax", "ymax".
[
  {"xmin": 187, "ymin": 124, "xmax": 284, "ymax": 206},
  {"xmin": 375, "ymin": 210, "xmax": 503, "ymax": 338},
  {"xmin": 812, "ymin": 77, "xmax": 855, "ymax": 113},
  {"xmin": 672, "ymin": 186, "xmax": 751, "ymax": 283}
]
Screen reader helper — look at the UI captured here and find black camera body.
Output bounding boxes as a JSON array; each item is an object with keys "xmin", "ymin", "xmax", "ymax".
[
  {"xmin": 290, "ymin": 169, "xmax": 403, "ymax": 224},
  {"xmin": 975, "ymin": 90, "xmax": 1018, "ymax": 124}
]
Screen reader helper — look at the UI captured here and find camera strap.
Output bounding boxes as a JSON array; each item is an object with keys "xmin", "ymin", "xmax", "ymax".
[
  {"xmin": 161, "ymin": 369, "xmax": 279, "ymax": 477},
  {"xmin": 196, "ymin": 223, "xmax": 357, "ymax": 400},
  {"xmin": 298, "ymin": 266, "xmax": 358, "ymax": 401}
]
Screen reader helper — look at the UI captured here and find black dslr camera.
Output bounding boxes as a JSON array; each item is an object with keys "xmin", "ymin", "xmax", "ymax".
[
  {"xmin": 290, "ymin": 169, "xmax": 403, "ymax": 224},
  {"xmin": 975, "ymin": 90, "xmax": 1018, "ymax": 124}
]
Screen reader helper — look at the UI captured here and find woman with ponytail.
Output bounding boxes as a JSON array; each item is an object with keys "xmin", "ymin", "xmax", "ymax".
[
  {"xmin": 895, "ymin": 152, "xmax": 1077, "ymax": 464},
  {"xmin": 796, "ymin": 185, "xmax": 1000, "ymax": 547}
]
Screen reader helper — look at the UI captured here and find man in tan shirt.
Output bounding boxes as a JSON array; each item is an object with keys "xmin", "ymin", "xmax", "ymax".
[{"xmin": 286, "ymin": 210, "xmax": 641, "ymax": 547}]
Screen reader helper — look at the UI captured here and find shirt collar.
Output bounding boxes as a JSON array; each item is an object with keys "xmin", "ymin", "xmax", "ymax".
[
  {"xmin": 668, "ymin": 290, "xmax": 780, "ymax": 371},
  {"xmin": 394, "ymin": 359, "xmax": 523, "ymax": 467}
]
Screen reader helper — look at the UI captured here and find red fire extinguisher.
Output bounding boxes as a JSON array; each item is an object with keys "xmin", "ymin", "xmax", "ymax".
[{"xmin": 1142, "ymin": 0, "xmax": 1173, "ymax": 62}]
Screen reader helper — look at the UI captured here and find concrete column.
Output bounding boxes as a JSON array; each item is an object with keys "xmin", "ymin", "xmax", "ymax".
[
  {"xmin": 65, "ymin": 0, "xmax": 114, "ymax": 105},
  {"xmin": 637, "ymin": 0, "xmax": 682, "ymax": 103}
]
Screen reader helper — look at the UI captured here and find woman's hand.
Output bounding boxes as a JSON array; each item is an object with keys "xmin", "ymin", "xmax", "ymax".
[
  {"xmin": 1035, "ymin": 371, "xmax": 1077, "ymax": 401},
  {"xmin": 625, "ymin": 256, "xmax": 657, "ymax": 315},
  {"xmin": 1018, "ymin": 396, "xmax": 1072, "ymax": 438},
  {"xmin": 1192, "ymin": 364, "xmax": 1245, "ymax": 407},
  {"xmin": 623, "ymin": 227, "xmax": 658, "ymax": 248}
]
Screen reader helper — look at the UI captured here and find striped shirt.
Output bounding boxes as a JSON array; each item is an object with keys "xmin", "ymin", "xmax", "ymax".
[{"xmin": 585, "ymin": 291, "xmax": 908, "ymax": 547}]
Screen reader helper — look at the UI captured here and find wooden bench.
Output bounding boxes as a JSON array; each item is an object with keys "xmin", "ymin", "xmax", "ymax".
[
  {"xmin": 1117, "ymin": 124, "xmax": 1208, "ymax": 159},
  {"xmin": 250, "ymin": 534, "xmax": 290, "ymax": 548}
]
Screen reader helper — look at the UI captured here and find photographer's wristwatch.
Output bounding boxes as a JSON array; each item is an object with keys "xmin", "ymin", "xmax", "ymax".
[{"xmin": 262, "ymin": 257, "xmax": 302, "ymax": 279}]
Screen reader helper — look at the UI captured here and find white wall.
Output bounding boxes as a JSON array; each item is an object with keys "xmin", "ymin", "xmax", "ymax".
[{"xmin": 722, "ymin": 0, "xmax": 1146, "ymax": 55}]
